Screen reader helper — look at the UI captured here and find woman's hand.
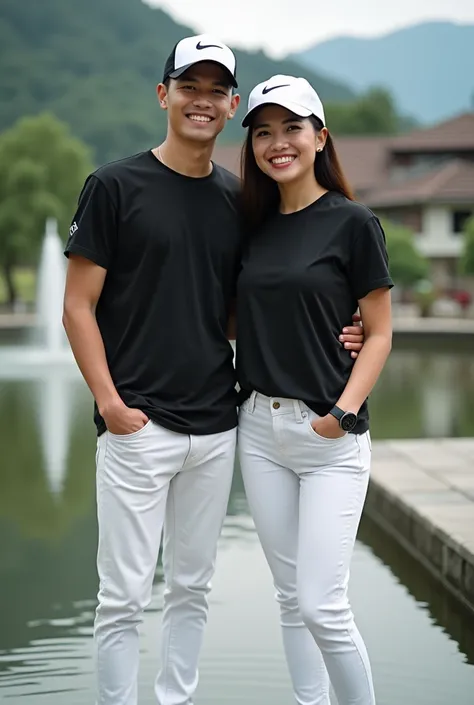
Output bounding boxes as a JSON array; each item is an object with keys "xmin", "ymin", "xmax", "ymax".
[
  {"xmin": 340, "ymin": 313, "xmax": 364, "ymax": 359},
  {"xmin": 311, "ymin": 414, "xmax": 346, "ymax": 439}
]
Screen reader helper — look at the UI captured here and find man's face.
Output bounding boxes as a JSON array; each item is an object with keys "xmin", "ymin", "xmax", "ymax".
[{"xmin": 157, "ymin": 62, "xmax": 240, "ymax": 144}]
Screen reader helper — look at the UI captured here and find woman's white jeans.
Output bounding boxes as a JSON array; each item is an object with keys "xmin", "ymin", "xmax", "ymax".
[
  {"xmin": 238, "ymin": 392, "xmax": 375, "ymax": 705},
  {"xmin": 94, "ymin": 420, "xmax": 236, "ymax": 705}
]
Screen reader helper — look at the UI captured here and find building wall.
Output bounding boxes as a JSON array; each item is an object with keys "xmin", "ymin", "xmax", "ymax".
[
  {"xmin": 376, "ymin": 204, "xmax": 471, "ymax": 291},
  {"xmin": 417, "ymin": 206, "xmax": 466, "ymax": 258}
]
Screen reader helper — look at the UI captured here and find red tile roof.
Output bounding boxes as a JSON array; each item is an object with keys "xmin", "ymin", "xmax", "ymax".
[
  {"xmin": 389, "ymin": 113, "xmax": 474, "ymax": 153},
  {"xmin": 334, "ymin": 136, "xmax": 390, "ymax": 193},
  {"xmin": 213, "ymin": 144, "xmax": 241, "ymax": 176},
  {"xmin": 364, "ymin": 159, "xmax": 474, "ymax": 208}
]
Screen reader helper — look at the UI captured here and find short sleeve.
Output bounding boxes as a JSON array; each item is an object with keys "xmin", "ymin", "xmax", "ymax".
[
  {"xmin": 64, "ymin": 175, "xmax": 117, "ymax": 269},
  {"xmin": 349, "ymin": 216, "xmax": 394, "ymax": 301}
]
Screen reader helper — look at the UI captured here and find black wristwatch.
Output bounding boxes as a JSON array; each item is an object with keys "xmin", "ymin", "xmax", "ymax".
[{"xmin": 329, "ymin": 405, "xmax": 358, "ymax": 432}]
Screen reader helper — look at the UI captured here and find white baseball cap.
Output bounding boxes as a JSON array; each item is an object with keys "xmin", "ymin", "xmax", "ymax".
[
  {"xmin": 163, "ymin": 34, "xmax": 238, "ymax": 88},
  {"xmin": 242, "ymin": 75, "xmax": 325, "ymax": 127}
]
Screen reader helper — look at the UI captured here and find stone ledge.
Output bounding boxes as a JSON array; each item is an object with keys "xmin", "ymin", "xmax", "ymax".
[{"xmin": 366, "ymin": 438, "xmax": 474, "ymax": 614}]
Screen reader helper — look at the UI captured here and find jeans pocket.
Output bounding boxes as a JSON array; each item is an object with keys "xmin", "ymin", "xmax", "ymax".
[
  {"xmin": 306, "ymin": 416, "xmax": 348, "ymax": 444},
  {"xmin": 107, "ymin": 419, "xmax": 153, "ymax": 440}
]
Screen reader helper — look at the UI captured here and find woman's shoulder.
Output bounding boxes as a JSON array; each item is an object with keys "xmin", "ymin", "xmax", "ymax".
[{"xmin": 332, "ymin": 194, "xmax": 378, "ymax": 226}]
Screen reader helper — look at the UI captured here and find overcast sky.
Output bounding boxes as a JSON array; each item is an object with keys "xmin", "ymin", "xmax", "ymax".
[{"xmin": 147, "ymin": 0, "xmax": 474, "ymax": 57}]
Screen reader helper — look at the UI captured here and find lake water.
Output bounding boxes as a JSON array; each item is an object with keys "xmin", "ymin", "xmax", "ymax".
[{"xmin": 1, "ymin": 339, "xmax": 474, "ymax": 704}]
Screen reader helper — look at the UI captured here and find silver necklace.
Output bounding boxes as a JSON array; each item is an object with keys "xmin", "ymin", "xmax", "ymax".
[{"xmin": 157, "ymin": 145, "xmax": 166, "ymax": 166}]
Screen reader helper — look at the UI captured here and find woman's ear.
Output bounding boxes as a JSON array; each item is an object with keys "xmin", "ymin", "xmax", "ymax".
[{"xmin": 316, "ymin": 126, "xmax": 328, "ymax": 152}]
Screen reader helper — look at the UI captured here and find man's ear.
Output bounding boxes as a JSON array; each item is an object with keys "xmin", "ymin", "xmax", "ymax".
[
  {"xmin": 157, "ymin": 83, "xmax": 168, "ymax": 111},
  {"xmin": 227, "ymin": 93, "xmax": 240, "ymax": 121}
]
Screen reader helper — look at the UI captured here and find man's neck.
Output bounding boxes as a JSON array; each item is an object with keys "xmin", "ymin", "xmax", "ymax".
[{"xmin": 153, "ymin": 133, "xmax": 215, "ymax": 178}]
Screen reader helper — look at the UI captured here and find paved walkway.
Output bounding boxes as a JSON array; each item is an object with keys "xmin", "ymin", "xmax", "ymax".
[
  {"xmin": 0, "ymin": 312, "xmax": 35, "ymax": 329},
  {"xmin": 368, "ymin": 438, "xmax": 474, "ymax": 613},
  {"xmin": 392, "ymin": 316, "xmax": 474, "ymax": 336}
]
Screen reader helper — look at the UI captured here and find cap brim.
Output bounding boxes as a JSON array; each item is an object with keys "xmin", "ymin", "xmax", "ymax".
[
  {"xmin": 242, "ymin": 100, "xmax": 312, "ymax": 127},
  {"xmin": 168, "ymin": 61, "xmax": 238, "ymax": 88}
]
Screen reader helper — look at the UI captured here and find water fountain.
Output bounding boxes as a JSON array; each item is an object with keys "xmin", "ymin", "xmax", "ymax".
[
  {"xmin": 0, "ymin": 218, "xmax": 80, "ymax": 494},
  {"xmin": 0, "ymin": 217, "xmax": 76, "ymax": 375},
  {"xmin": 35, "ymin": 217, "xmax": 70, "ymax": 355}
]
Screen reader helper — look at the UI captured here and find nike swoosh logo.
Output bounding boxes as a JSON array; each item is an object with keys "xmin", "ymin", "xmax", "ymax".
[
  {"xmin": 196, "ymin": 42, "xmax": 222, "ymax": 50},
  {"xmin": 262, "ymin": 84, "xmax": 290, "ymax": 94}
]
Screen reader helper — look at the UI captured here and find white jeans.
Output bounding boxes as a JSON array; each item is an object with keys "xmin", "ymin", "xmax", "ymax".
[
  {"xmin": 94, "ymin": 420, "xmax": 236, "ymax": 705},
  {"xmin": 238, "ymin": 392, "xmax": 375, "ymax": 705}
]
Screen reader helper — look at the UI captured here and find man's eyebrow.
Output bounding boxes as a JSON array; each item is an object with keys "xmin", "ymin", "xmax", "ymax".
[{"xmin": 177, "ymin": 76, "xmax": 231, "ymax": 88}]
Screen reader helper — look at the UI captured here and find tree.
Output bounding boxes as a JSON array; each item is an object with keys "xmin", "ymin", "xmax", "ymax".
[
  {"xmin": 460, "ymin": 215, "xmax": 474, "ymax": 277},
  {"xmin": 0, "ymin": 113, "xmax": 93, "ymax": 305},
  {"xmin": 381, "ymin": 220, "xmax": 429, "ymax": 288},
  {"xmin": 326, "ymin": 88, "xmax": 402, "ymax": 136}
]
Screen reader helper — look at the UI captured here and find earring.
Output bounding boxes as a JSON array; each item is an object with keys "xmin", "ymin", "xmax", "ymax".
[{"xmin": 317, "ymin": 147, "xmax": 323, "ymax": 153}]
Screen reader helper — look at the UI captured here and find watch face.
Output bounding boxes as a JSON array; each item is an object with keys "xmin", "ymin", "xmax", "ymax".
[{"xmin": 341, "ymin": 412, "xmax": 357, "ymax": 432}]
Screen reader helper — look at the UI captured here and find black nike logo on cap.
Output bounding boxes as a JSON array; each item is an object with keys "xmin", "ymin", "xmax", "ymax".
[
  {"xmin": 262, "ymin": 84, "xmax": 290, "ymax": 94},
  {"xmin": 196, "ymin": 41, "xmax": 222, "ymax": 50}
]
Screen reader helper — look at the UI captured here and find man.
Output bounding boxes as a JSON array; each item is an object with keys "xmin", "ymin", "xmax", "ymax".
[{"xmin": 63, "ymin": 35, "xmax": 364, "ymax": 705}]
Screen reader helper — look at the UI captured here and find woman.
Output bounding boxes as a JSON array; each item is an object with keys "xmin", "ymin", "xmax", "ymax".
[{"xmin": 236, "ymin": 75, "xmax": 393, "ymax": 705}]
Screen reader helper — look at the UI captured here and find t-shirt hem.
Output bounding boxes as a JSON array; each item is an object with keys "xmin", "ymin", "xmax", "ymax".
[
  {"xmin": 356, "ymin": 276, "xmax": 393, "ymax": 300},
  {"xmin": 96, "ymin": 411, "xmax": 238, "ymax": 437},
  {"xmin": 352, "ymin": 419, "xmax": 369, "ymax": 435},
  {"xmin": 64, "ymin": 243, "xmax": 109, "ymax": 269}
]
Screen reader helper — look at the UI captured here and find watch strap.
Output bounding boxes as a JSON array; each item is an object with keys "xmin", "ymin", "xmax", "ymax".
[{"xmin": 329, "ymin": 405, "xmax": 345, "ymax": 422}]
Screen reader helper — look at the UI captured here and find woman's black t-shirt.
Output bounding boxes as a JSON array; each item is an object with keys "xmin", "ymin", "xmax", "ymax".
[{"xmin": 236, "ymin": 191, "xmax": 393, "ymax": 434}]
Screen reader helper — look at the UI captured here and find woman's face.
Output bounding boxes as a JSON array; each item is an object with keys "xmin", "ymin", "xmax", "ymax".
[{"xmin": 251, "ymin": 105, "xmax": 325, "ymax": 184}]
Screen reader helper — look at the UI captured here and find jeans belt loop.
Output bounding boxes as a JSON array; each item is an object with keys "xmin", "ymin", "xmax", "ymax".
[
  {"xmin": 249, "ymin": 390, "xmax": 257, "ymax": 413},
  {"xmin": 293, "ymin": 399, "xmax": 304, "ymax": 423}
]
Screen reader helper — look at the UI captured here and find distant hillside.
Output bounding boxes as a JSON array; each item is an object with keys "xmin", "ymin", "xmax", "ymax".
[
  {"xmin": 0, "ymin": 0, "xmax": 355, "ymax": 164},
  {"xmin": 292, "ymin": 21, "xmax": 474, "ymax": 124}
]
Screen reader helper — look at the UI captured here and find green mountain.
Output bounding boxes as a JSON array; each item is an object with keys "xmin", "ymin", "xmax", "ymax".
[
  {"xmin": 292, "ymin": 21, "xmax": 474, "ymax": 124},
  {"xmin": 0, "ymin": 0, "xmax": 355, "ymax": 165}
]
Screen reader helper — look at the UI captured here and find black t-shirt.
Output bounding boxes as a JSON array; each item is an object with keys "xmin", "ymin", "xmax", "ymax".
[
  {"xmin": 236, "ymin": 191, "xmax": 393, "ymax": 434},
  {"xmin": 65, "ymin": 151, "xmax": 242, "ymax": 436}
]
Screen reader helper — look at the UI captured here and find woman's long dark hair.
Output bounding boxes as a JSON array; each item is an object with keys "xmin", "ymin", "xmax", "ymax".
[{"xmin": 240, "ymin": 115, "xmax": 354, "ymax": 233}]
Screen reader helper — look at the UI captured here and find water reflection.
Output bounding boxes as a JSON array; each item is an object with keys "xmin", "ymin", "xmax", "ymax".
[
  {"xmin": 359, "ymin": 517, "xmax": 474, "ymax": 666},
  {"xmin": 34, "ymin": 370, "xmax": 76, "ymax": 495},
  {"xmin": 1, "ymin": 341, "xmax": 474, "ymax": 703},
  {"xmin": 369, "ymin": 346, "xmax": 474, "ymax": 439}
]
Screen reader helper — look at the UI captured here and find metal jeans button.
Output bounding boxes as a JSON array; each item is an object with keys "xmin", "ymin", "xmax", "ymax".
[{"xmin": 273, "ymin": 401, "xmax": 280, "ymax": 409}]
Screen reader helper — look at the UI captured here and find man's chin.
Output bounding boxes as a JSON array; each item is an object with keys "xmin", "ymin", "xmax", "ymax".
[{"xmin": 181, "ymin": 123, "xmax": 223, "ymax": 143}]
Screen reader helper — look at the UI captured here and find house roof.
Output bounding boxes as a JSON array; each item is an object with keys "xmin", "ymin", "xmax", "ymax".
[
  {"xmin": 389, "ymin": 113, "xmax": 474, "ymax": 153},
  {"xmin": 364, "ymin": 159, "xmax": 474, "ymax": 208},
  {"xmin": 213, "ymin": 144, "xmax": 242, "ymax": 176},
  {"xmin": 333, "ymin": 136, "xmax": 390, "ymax": 193}
]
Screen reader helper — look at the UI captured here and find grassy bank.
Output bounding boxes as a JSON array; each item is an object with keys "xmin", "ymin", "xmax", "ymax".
[{"xmin": 0, "ymin": 268, "xmax": 36, "ymax": 307}]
